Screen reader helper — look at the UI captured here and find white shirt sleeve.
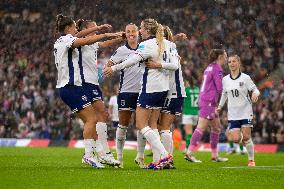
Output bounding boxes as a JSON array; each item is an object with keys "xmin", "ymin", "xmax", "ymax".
[
  {"xmin": 110, "ymin": 48, "xmax": 124, "ymax": 65},
  {"xmin": 111, "ymin": 53, "xmax": 142, "ymax": 72},
  {"xmin": 64, "ymin": 34, "xmax": 78, "ymax": 48},
  {"xmin": 245, "ymin": 75, "xmax": 260, "ymax": 96},
  {"xmin": 135, "ymin": 42, "xmax": 153, "ymax": 60},
  {"xmin": 218, "ymin": 78, "xmax": 228, "ymax": 107},
  {"xmin": 161, "ymin": 48, "xmax": 179, "ymax": 70}
]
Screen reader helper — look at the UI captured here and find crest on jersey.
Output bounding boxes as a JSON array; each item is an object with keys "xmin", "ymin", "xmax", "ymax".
[
  {"xmin": 121, "ymin": 100, "xmax": 125, "ymax": 106},
  {"xmin": 93, "ymin": 90, "xmax": 98, "ymax": 95},
  {"xmin": 239, "ymin": 82, "xmax": 244, "ymax": 87},
  {"xmin": 81, "ymin": 95, "xmax": 88, "ymax": 102}
]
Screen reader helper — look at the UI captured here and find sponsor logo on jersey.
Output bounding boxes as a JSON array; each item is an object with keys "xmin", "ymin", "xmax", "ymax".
[{"xmin": 138, "ymin": 44, "xmax": 145, "ymax": 50}]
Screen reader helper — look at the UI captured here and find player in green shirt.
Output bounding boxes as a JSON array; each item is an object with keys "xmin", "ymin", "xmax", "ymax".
[{"xmin": 182, "ymin": 77, "xmax": 199, "ymax": 149}]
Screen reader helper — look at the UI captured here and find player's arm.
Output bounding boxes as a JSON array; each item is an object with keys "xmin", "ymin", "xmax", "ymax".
[
  {"xmin": 75, "ymin": 24, "xmax": 112, "ymax": 38},
  {"xmin": 216, "ymin": 79, "xmax": 227, "ymax": 113},
  {"xmin": 246, "ymin": 76, "xmax": 260, "ymax": 103},
  {"xmin": 99, "ymin": 37, "xmax": 124, "ymax": 49},
  {"xmin": 72, "ymin": 32, "xmax": 122, "ymax": 48},
  {"xmin": 213, "ymin": 68, "xmax": 223, "ymax": 97},
  {"xmin": 145, "ymin": 49, "xmax": 179, "ymax": 70},
  {"xmin": 103, "ymin": 53, "xmax": 142, "ymax": 77}
]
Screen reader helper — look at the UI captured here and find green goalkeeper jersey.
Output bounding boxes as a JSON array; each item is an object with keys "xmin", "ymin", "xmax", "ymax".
[{"xmin": 183, "ymin": 85, "xmax": 199, "ymax": 115}]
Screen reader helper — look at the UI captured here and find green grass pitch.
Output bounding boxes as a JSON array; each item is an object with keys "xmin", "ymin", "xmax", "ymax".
[{"xmin": 0, "ymin": 147, "xmax": 284, "ymax": 189}]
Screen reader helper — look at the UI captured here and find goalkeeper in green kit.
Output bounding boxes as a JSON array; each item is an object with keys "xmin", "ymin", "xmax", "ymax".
[{"xmin": 182, "ymin": 78, "xmax": 199, "ymax": 150}]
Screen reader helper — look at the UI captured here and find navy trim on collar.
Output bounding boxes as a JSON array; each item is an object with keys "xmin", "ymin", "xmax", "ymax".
[
  {"xmin": 125, "ymin": 42, "xmax": 138, "ymax": 50},
  {"xmin": 230, "ymin": 72, "xmax": 242, "ymax": 80}
]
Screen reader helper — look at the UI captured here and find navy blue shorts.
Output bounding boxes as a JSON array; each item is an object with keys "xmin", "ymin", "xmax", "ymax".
[
  {"xmin": 228, "ymin": 119, "xmax": 253, "ymax": 130},
  {"xmin": 82, "ymin": 83, "xmax": 103, "ymax": 102},
  {"xmin": 118, "ymin": 92, "xmax": 139, "ymax": 111},
  {"xmin": 59, "ymin": 85, "xmax": 92, "ymax": 113},
  {"xmin": 137, "ymin": 91, "xmax": 168, "ymax": 109},
  {"xmin": 162, "ymin": 97, "xmax": 184, "ymax": 116}
]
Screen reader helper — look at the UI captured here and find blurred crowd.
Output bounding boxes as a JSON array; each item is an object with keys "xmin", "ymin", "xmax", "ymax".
[{"xmin": 0, "ymin": 0, "xmax": 283, "ymax": 143}]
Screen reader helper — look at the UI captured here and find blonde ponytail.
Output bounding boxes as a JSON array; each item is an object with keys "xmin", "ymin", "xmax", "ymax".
[
  {"xmin": 164, "ymin": 25, "xmax": 174, "ymax": 42},
  {"xmin": 143, "ymin": 19, "xmax": 165, "ymax": 57},
  {"xmin": 156, "ymin": 24, "xmax": 165, "ymax": 57}
]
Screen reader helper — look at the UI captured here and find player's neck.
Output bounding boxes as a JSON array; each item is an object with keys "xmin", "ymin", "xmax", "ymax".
[
  {"xmin": 231, "ymin": 70, "xmax": 240, "ymax": 79},
  {"xmin": 128, "ymin": 41, "xmax": 138, "ymax": 49}
]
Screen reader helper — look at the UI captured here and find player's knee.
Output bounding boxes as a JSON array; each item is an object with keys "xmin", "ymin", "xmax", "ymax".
[
  {"xmin": 242, "ymin": 136, "xmax": 250, "ymax": 144},
  {"xmin": 232, "ymin": 135, "xmax": 241, "ymax": 143}
]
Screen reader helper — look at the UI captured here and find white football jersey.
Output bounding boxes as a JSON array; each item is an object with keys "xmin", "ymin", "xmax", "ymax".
[
  {"xmin": 112, "ymin": 37, "xmax": 174, "ymax": 93},
  {"xmin": 219, "ymin": 73, "xmax": 260, "ymax": 120},
  {"xmin": 110, "ymin": 43, "xmax": 142, "ymax": 93},
  {"xmin": 54, "ymin": 34, "xmax": 84, "ymax": 88},
  {"xmin": 167, "ymin": 48, "xmax": 186, "ymax": 98},
  {"xmin": 80, "ymin": 43, "xmax": 100, "ymax": 85}
]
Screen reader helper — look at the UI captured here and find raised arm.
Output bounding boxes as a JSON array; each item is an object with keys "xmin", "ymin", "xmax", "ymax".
[
  {"xmin": 72, "ymin": 32, "xmax": 122, "ymax": 48},
  {"xmin": 98, "ymin": 36, "xmax": 125, "ymax": 49},
  {"xmin": 75, "ymin": 24, "xmax": 112, "ymax": 38}
]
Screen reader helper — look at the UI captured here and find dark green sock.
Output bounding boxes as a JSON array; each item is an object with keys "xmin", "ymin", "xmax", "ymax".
[
  {"xmin": 229, "ymin": 141, "xmax": 234, "ymax": 148},
  {"xmin": 186, "ymin": 134, "xmax": 192, "ymax": 148},
  {"xmin": 240, "ymin": 144, "xmax": 244, "ymax": 151}
]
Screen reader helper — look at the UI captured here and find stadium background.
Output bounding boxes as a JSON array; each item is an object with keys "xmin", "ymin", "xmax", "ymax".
[{"xmin": 0, "ymin": 0, "xmax": 283, "ymax": 146}]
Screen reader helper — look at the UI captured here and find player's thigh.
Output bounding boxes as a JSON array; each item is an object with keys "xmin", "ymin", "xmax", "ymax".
[
  {"xmin": 119, "ymin": 110, "xmax": 132, "ymax": 126},
  {"xmin": 159, "ymin": 112, "xmax": 175, "ymax": 130},
  {"xmin": 228, "ymin": 129, "xmax": 242, "ymax": 143}
]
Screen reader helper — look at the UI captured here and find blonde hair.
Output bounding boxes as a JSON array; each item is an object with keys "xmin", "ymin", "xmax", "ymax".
[
  {"xmin": 163, "ymin": 25, "xmax": 174, "ymax": 42},
  {"xmin": 229, "ymin": 54, "xmax": 241, "ymax": 63},
  {"xmin": 143, "ymin": 19, "xmax": 165, "ymax": 57}
]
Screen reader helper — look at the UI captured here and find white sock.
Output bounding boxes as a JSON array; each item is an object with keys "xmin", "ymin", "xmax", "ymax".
[
  {"xmin": 244, "ymin": 138, "xmax": 254, "ymax": 161},
  {"xmin": 83, "ymin": 139, "xmax": 95, "ymax": 158},
  {"xmin": 140, "ymin": 126, "xmax": 168, "ymax": 160},
  {"xmin": 95, "ymin": 140, "xmax": 105, "ymax": 157},
  {"xmin": 153, "ymin": 129, "xmax": 161, "ymax": 163},
  {"xmin": 160, "ymin": 130, "xmax": 173, "ymax": 155},
  {"xmin": 116, "ymin": 124, "xmax": 127, "ymax": 161},
  {"xmin": 136, "ymin": 130, "xmax": 146, "ymax": 159},
  {"xmin": 96, "ymin": 122, "xmax": 110, "ymax": 153}
]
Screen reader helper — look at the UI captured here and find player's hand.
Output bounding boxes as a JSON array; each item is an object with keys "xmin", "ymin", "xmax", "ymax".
[
  {"xmin": 215, "ymin": 106, "xmax": 222, "ymax": 114},
  {"xmin": 251, "ymin": 93, "xmax": 259, "ymax": 103},
  {"xmin": 104, "ymin": 60, "xmax": 113, "ymax": 68},
  {"xmin": 98, "ymin": 24, "xmax": 112, "ymax": 30},
  {"xmin": 174, "ymin": 33, "xmax": 188, "ymax": 41},
  {"xmin": 145, "ymin": 59, "xmax": 162, "ymax": 69},
  {"xmin": 103, "ymin": 66, "xmax": 113, "ymax": 77}
]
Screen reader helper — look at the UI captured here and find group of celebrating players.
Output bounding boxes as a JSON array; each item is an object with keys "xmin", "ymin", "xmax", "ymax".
[{"xmin": 53, "ymin": 14, "xmax": 259, "ymax": 170}]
